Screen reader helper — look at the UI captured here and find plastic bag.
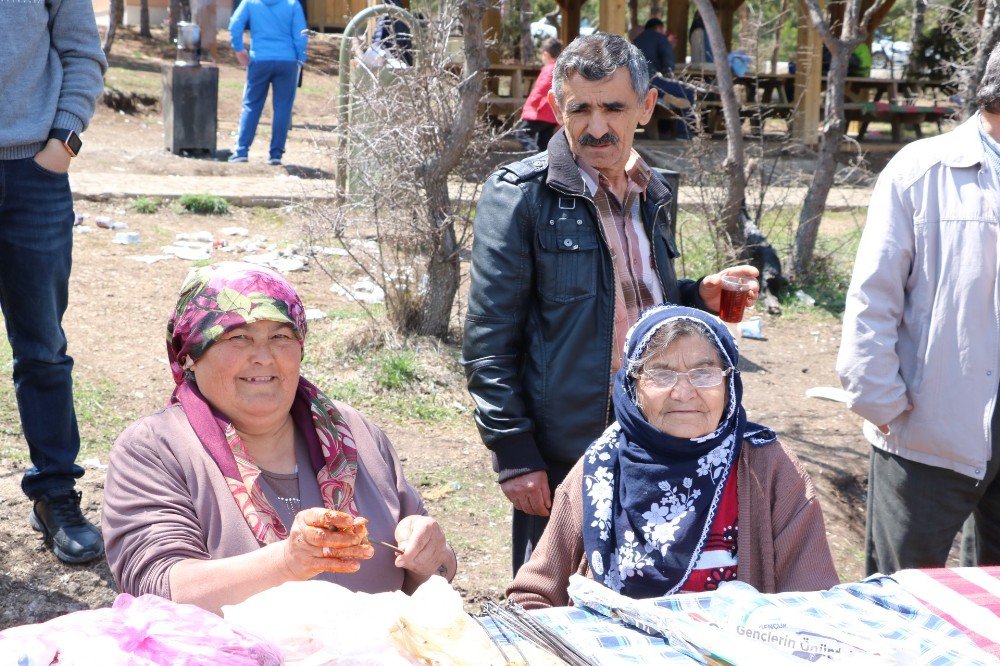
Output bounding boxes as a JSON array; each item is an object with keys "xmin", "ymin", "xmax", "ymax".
[
  {"xmin": 389, "ymin": 577, "xmax": 508, "ymax": 666},
  {"xmin": 0, "ymin": 624, "xmax": 58, "ymax": 666},
  {"xmin": 223, "ymin": 580, "xmax": 411, "ymax": 664},
  {"xmin": 0, "ymin": 594, "xmax": 282, "ymax": 666}
]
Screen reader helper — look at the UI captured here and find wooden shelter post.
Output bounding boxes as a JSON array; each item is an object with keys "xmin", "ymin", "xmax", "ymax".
[
  {"xmin": 600, "ymin": 0, "xmax": 629, "ymax": 35},
  {"xmin": 556, "ymin": 0, "xmax": 583, "ymax": 43},
  {"xmin": 792, "ymin": 0, "xmax": 822, "ymax": 145},
  {"xmin": 718, "ymin": 0, "xmax": 736, "ymax": 47},
  {"xmin": 666, "ymin": 0, "xmax": 689, "ymax": 61}
]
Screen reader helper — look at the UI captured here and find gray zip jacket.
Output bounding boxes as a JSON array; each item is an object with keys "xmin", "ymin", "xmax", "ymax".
[
  {"xmin": 837, "ymin": 115, "xmax": 999, "ymax": 480},
  {"xmin": 0, "ymin": 0, "xmax": 107, "ymax": 160}
]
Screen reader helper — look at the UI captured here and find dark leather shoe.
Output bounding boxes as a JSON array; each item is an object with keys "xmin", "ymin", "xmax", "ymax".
[{"xmin": 30, "ymin": 489, "xmax": 105, "ymax": 564}]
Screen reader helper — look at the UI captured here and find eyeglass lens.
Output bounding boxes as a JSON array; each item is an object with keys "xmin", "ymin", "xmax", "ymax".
[{"xmin": 644, "ymin": 367, "xmax": 727, "ymax": 389}]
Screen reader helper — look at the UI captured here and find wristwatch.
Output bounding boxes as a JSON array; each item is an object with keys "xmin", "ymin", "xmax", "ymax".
[{"xmin": 48, "ymin": 128, "xmax": 82, "ymax": 157}]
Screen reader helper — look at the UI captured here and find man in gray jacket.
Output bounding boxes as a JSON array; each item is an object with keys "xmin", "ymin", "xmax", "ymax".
[
  {"xmin": 837, "ymin": 44, "xmax": 1000, "ymax": 575},
  {"xmin": 0, "ymin": 0, "xmax": 107, "ymax": 562},
  {"xmin": 464, "ymin": 34, "xmax": 758, "ymax": 574}
]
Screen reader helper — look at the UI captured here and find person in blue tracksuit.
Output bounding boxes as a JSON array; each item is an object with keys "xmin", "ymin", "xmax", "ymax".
[{"xmin": 229, "ymin": 0, "xmax": 308, "ymax": 165}]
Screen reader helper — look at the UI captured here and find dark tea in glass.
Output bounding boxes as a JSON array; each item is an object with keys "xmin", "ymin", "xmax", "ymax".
[{"xmin": 719, "ymin": 276, "xmax": 754, "ymax": 323}]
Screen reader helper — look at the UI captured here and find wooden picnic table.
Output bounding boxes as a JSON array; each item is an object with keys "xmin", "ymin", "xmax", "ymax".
[
  {"xmin": 639, "ymin": 69, "xmax": 957, "ymax": 142},
  {"xmin": 483, "ymin": 63, "xmax": 543, "ymax": 99},
  {"xmin": 667, "ymin": 69, "xmax": 796, "ymax": 136},
  {"xmin": 838, "ymin": 76, "xmax": 954, "ymax": 105},
  {"xmin": 478, "ymin": 62, "xmax": 543, "ymax": 120},
  {"xmin": 843, "ymin": 100, "xmax": 957, "ymax": 142},
  {"xmin": 734, "ymin": 73, "xmax": 796, "ymax": 105}
]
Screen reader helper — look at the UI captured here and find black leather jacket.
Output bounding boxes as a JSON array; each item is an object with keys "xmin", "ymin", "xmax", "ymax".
[{"xmin": 462, "ymin": 130, "xmax": 706, "ymax": 482}]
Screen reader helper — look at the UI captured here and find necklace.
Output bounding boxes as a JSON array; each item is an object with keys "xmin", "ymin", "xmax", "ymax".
[{"xmin": 275, "ymin": 494, "xmax": 302, "ymax": 513}]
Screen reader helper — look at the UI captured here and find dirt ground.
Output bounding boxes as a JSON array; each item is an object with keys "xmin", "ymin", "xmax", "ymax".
[{"xmin": 0, "ymin": 28, "xmax": 895, "ymax": 631}]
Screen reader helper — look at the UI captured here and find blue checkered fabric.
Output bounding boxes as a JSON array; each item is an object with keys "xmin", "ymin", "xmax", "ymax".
[
  {"xmin": 481, "ymin": 606, "xmax": 691, "ymax": 664},
  {"xmin": 643, "ymin": 575, "xmax": 991, "ymax": 665},
  {"xmin": 482, "ymin": 575, "xmax": 995, "ymax": 665}
]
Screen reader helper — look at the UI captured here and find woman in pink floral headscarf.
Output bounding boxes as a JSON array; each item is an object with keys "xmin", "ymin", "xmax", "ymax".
[{"xmin": 102, "ymin": 262, "xmax": 456, "ymax": 614}]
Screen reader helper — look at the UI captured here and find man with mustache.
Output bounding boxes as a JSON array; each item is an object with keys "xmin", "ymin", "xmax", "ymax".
[{"xmin": 463, "ymin": 33, "xmax": 759, "ymax": 575}]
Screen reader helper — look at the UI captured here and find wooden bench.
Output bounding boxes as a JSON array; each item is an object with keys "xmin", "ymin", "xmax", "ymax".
[
  {"xmin": 695, "ymin": 101, "xmax": 795, "ymax": 137},
  {"xmin": 843, "ymin": 101, "xmax": 958, "ymax": 143}
]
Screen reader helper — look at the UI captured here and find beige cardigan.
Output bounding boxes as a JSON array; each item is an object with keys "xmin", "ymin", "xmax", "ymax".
[{"xmin": 506, "ymin": 439, "xmax": 839, "ymax": 609}]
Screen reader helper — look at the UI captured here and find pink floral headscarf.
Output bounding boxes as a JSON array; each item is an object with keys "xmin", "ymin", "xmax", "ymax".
[
  {"xmin": 167, "ymin": 262, "xmax": 308, "ymax": 384},
  {"xmin": 167, "ymin": 262, "xmax": 358, "ymax": 544}
]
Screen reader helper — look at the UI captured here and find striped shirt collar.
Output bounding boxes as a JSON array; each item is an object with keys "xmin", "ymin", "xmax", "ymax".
[{"xmin": 575, "ymin": 150, "xmax": 653, "ymax": 201}]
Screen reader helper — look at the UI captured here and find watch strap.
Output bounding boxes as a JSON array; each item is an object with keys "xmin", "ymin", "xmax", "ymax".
[{"xmin": 47, "ymin": 128, "xmax": 81, "ymax": 157}]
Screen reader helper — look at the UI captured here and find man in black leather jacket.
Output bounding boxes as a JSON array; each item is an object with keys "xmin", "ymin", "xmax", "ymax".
[{"xmin": 462, "ymin": 34, "xmax": 759, "ymax": 574}]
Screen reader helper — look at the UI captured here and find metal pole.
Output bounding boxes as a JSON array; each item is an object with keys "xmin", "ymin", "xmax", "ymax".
[{"xmin": 336, "ymin": 4, "xmax": 420, "ymax": 197}]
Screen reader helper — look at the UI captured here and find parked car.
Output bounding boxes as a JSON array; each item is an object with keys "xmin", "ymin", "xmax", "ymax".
[
  {"xmin": 871, "ymin": 35, "xmax": 911, "ymax": 74},
  {"xmin": 529, "ymin": 17, "xmax": 597, "ymax": 44},
  {"xmin": 530, "ymin": 19, "xmax": 557, "ymax": 43}
]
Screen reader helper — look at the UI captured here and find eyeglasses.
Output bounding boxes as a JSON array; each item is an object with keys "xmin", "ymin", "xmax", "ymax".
[{"xmin": 636, "ymin": 366, "xmax": 732, "ymax": 390}]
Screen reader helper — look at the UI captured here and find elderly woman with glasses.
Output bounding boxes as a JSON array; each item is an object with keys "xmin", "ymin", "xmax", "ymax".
[
  {"xmin": 102, "ymin": 263, "xmax": 456, "ymax": 614},
  {"xmin": 507, "ymin": 305, "xmax": 837, "ymax": 607}
]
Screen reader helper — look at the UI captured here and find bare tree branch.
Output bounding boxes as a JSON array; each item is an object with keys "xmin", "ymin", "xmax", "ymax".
[
  {"xmin": 310, "ymin": 0, "xmax": 498, "ymax": 340},
  {"xmin": 793, "ymin": 0, "xmax": 890, "ymax": 277}
]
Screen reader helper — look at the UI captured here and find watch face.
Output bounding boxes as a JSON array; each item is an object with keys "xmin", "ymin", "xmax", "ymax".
[{"xmin": 66, "ymin": 132, "xmax": 82, "ymax": 156}]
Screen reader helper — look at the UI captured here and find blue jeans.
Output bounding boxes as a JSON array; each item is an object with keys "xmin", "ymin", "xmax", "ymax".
[
  {"xmin": 0, "ymin": 158, "xmax": 82, "ymax": 500},
  {"xmin": 235, "ymin": 59, "xmax": 299, "ymax": 160}
]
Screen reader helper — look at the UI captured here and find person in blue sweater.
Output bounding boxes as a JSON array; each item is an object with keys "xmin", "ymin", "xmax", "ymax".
[
  {"xmin": 0, "ymin": 0, "xmax": 107, "ymax": 564},
  {"xmin": 228, "ymin": 0, "xmax": 308, "ymax": 165}
]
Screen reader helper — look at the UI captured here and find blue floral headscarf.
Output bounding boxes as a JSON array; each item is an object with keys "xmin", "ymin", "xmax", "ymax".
[{"xmin": 582, "ymin": 305, "xmax": 776, "ymax": 599}]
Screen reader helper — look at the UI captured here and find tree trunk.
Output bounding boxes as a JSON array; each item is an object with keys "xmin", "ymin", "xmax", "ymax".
[
  {"xmin": 520, "ymin": 0, "xmax": 535, "ymax": 64},
  {"xmin": 140, "ymin": 0, "xmax": 151, "ymax": 38},
  {"xmin": 738, "ymin": 3, "xmax": 754, "ymax": 53},
  {"xmin": 692, "ymin": 0, "xmax": 747, "ymax": 248},
  {"xmin": 793, "ymin": 0, "xmax": 877, "ymax": 276},
  {"xmin": 904, "ymin": 0, "xmax": 926, "ymax": 78},
  {"xmin": 418, "ymin": 193, "xmax": 462, "ymax": 338},
  {"xmin": 770, "ymin": 0, "xmax": 791, "ymax": 74},
  {"xmin": 793, "ymin": 46, "xmax": 852, "ymax": 276},
  {"xmin": 907, "ymin": 0, "xmax": 927, "ymax": 49},
  {"xmin": 103, "ymin": 0, "xmax": 125, "ymax": 55},
  {"xmin": 963, "ymin": 0, "xmax": 1000, "ymax": 118},
  {"xmin": 629, "ymin": 0, "xmax": 640, "ymax": 35},
  {"xmin": 413, "ymin": 0, "xmax": 490, "ymax": 338},
  {"xmin": 649, "ymin": 0, "xmax": 662, "ymax": 19}
]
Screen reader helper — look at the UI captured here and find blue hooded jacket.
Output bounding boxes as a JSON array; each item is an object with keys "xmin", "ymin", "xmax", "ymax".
[{"xmin": 229, "ymin": 0, "xmax": 308, "ymax": 63}]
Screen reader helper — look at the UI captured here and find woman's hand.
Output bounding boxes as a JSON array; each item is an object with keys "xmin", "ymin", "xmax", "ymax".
[
  {"xmin": 393, "ymin": 515, "xmax": 454, "ymax": 581},
  {"xmin": 698, "ymin": 265, "xmax": 760, "ymax": 313},
  {"xmin": 280, "ymin": 508, "xmax": 374, "ymax": 580}
]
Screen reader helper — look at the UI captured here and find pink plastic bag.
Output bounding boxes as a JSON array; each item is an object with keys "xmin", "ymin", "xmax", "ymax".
[
  {"xmin": 0, "ymin": 594, "xmax": 282, "ymax": 666},
  {"xmin": 105, "ymin": 594, "xmax": 282, "ymax": 665}
]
